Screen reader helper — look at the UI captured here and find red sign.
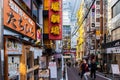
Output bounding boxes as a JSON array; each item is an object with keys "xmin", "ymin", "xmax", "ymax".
[
  {"xmin": 49, "ymin": 0, "xmax": 62, "ymax": 40},
  {"xmin": 4, "ymin": 0, "xmax": 36, "ymax": 39}
]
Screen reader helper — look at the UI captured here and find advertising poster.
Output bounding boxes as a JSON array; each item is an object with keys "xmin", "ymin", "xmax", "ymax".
[{"xmin": 39, "ymin": 56, "xmax": 47, "ymax": 69}]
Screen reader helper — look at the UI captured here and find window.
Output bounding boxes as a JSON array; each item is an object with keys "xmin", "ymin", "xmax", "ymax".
[
  {"xmin": 96, "ymin": 1, "xmax": 100, "ymax": 5},
  {"xmin": 32, "ymin": 3, "xmax": 37, "ymax": 16},
  {"xmin": 14, "ymin": 0, "xmax": 31, "ymax": 13},
  {"xmin": 96, "ymin": 9, "xmax": 100, "ymax": 14},
  {"xmin": 112, "ymin": 28, "xmax": 120, "ymax": 41},
  {"xmin": 96, "ymin": 18, "xmax": 100, "ymax": 22},
  {"xmin": 112, "ymin": 1, "xmax": 120, "ymax": 18},
  {"xmin": 32, "ymin": 2, "xmax": 38, "ymax": 21},
  {"xmin": 23, "ymin": 0, "xmax": 31, "ymax": 9}
]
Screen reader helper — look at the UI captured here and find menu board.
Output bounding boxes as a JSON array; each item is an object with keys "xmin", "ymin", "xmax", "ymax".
[
  {"xmin": 48, "ymin": 62, "xmax": 57, "ymax": 78},
  {"xmin": 8, "ymin": 56, "xmax": 20, "ymax": 80},
  {"xmin": 111, "ymin": 64, "xmax": 120, "ymax": 74}
]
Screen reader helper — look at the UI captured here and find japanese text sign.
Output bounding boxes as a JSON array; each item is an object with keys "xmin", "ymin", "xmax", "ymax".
[
  {"xmin": 49, "ymin": 0, "xmax": 62, "ymax": 40},
  {"xmin": 4, "ymin": 0, "xmax": 36, "ymax": 39}
]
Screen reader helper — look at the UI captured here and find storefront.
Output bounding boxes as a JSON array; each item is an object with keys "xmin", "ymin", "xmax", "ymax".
[
  {"xmin": 4, "ymin": 36, "xmax": 22, "ymax": 80},
  {"xmin": 102, "ymin": 39, "xmax": 120, "ymax": 73},
  {"xmin": 4, "ymin": 36, "xmax": 43, "ymax": 80},
  {"xmin": 3, "ymin": 0, "xmax": 42, "ymax": 80}
]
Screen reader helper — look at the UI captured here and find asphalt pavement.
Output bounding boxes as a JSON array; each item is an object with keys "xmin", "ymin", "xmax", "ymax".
[{"xmin": 66, "ymin": 67, "xmax": 113, "ymax": 80}]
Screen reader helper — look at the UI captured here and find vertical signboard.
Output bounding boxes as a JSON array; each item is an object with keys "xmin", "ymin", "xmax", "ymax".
[
  {"xmin": 35, "ymin": 28, "xmax": 42, "ymax": 45},
  {"xmin": 49, "ymin": 0, "xmax": 62, "ymax": 40},
  {"xmin": 3, "ymin": 0, "xmax": 36, "ymax": 39}
]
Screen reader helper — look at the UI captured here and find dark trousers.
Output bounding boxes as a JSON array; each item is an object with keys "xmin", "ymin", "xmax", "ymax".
[
  {"xmin": 90, "ymin": 70, "xmax": 96, "ymax": 79},
  {"xmin": 81, "ymin": 71, "xmax": 85, "ymax": 78}
]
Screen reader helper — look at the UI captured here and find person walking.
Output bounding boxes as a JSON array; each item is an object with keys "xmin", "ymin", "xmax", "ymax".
[
  {"xmin": 90, "ymin": 59, "xmax": 97, "ymax": 79},
  {"xmin": 80, "ymin": 59, "xmax": 89, "ymax": 80},
  {"xmin": 78, "ymin": 60, "xmax": 83, "ymax": 76}
]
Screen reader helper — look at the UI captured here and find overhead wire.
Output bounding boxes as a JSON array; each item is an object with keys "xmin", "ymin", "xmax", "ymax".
[{"xmin": 71, "ymin": 0, "xmax": 96, "ymax": 37}]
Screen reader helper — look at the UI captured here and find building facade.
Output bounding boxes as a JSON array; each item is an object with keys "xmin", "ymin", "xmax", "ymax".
[
  {"xmin": 102, "ymin": 0, "xmax": 120, "ymax": 73},
  {"xmin": 3, "ymin": 0, "xmax": 43, "ymax": 80}
]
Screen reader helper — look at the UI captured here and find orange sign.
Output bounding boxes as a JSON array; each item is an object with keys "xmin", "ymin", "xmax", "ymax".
[{"xmin": 4, "ymin": 0, "xmax": 36, "ymax": 39}]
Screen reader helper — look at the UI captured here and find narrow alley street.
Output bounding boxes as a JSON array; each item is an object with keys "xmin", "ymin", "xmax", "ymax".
[
  {"xmin": 0, "ymin": 0, "xmax": 120, "ymax": 80},
  {"xmin": 66, "ymin": 67, "xmax": 113, "ymax": 80}
]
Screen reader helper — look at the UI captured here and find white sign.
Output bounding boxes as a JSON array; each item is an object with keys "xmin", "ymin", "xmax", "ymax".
[
  {"xmin": 106, "ymin": 46, "xmax": 120, "ymax": 54},
  {"xmin": 8, "ymin": 56, "xmax": 20, "ymax": 79},
  {"xmin": 111, "ymin": 64, "xmax": 120, "ymax": 75},
  {"xmin": 48, "ymin": 62, "xmax": 57, "ymax": 78}
]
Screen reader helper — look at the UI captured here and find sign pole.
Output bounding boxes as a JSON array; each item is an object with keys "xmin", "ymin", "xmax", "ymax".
[{"xmin": 0, "ymin": 0, "xmax": 3, "ymax": 80}]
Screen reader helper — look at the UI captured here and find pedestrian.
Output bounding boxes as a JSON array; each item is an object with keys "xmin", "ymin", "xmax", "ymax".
[
  {"xmin": 78, "ymin": 60, "xmax": 83, "ymax": 76},
  {"xmin": 80, "ymin": 59, "xmax": 89, "ymax": 80},
  {"xmin": 67, "ymin": 60, "xmax": 71, "ymax": 67},
  {"xmin": 90, "ymin": 59, "xmax": 97, "ymax": 79}
]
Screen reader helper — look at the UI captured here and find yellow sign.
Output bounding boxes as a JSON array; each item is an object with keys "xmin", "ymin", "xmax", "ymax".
[
  {"xmin": 51, "ymin": 26, "xmax": 60, "ymax": 35},
  {"xmin": 51, "ymin": 14, "xmax": 60, "ymax": 23},
  {"xmin": 96, "ymin": 30, "xmax": 100, "ymax": 35},
  {"xmin": 51, "ymin": 2, "xmax": 60, "ymax": 11}
]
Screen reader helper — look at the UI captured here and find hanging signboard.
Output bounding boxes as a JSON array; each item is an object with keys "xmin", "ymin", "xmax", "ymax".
[
  {"xmin": 3, "ymin": 0, "xmax": 36, "ymax": 39},
  {"xmin": 49, "ymin": 0, "xmax": 62, "ymax": 40}
]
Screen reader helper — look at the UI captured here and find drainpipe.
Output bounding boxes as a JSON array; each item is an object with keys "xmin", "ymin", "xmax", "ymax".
[
  {"xmin": 0, "ymin": 0, "xmax": 3, "ymax": 79},
  {"xmin": 100, "ymin": 0, "xmax": 103, "ymax": 72}
]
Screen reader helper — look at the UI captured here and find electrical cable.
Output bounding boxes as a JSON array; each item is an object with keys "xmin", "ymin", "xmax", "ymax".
[{"xmin": 71, "ymin": 0, "xmax": 96, "ymax": 37}]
